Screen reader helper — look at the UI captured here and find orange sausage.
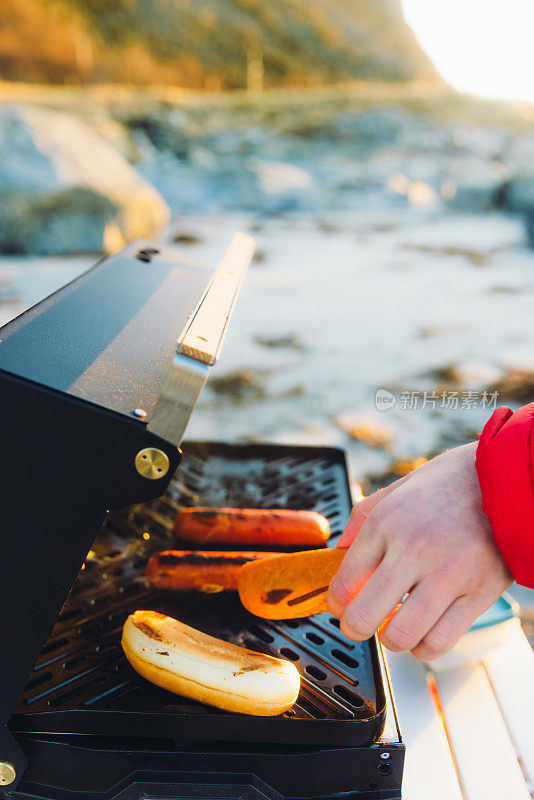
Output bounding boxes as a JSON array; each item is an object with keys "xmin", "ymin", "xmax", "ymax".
[
  {"xmin": 174, "ymin": 507, "xmax": 330, "ymax": 547},
  {"xmin": 146, "ymin": 550, "xmax": 279, "ymax": 593},
  {"xmin": 238, "ymin": 548, "xmax": 346, "ymax": 619}
]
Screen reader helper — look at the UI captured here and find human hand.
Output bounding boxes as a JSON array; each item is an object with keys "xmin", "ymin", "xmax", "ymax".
[{"xmin": 326, "ymin": 443, "xmax": 513, "ymax": 660}]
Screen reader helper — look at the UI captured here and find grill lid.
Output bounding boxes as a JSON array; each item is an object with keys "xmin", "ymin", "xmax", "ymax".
[
  {"xmin": 149, "ymin": 233, "xmax": 254, "ymax": 446},
  {"xmin": 0, "ymin": 234, "xmax": 254, "ymax": 444}
]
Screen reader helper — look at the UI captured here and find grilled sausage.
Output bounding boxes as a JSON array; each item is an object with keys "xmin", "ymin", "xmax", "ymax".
[
  {"xmin": 146, "ymin": 550, "xmax": 279, "ymax": 593},
  {"xmin": 238, "ymin": 548, "xmax": 346, "ymax": 619},
  {"xmin": 174, "ymin": 507, "xmax": 330, "ymax": 547},
  {"xmin": 122, "ymin": 610, "xmax": 300, "ymax": 716}
]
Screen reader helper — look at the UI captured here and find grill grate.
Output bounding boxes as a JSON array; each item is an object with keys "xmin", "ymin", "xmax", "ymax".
[{"xmin": 11, "ymin": 443, "xmax": 386, "ymax": 746}]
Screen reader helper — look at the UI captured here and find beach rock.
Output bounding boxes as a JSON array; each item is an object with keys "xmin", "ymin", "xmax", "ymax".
[
  {"xmin": 499, "ymin": 177, "xmax": 534, "ymax": 214},
  {"xmin": 208, "ymin": 368, "xmax": 269, "ymax": 401},
  {"xmin": 525, "ymin": 215, "xmax": 534, "ymax": 248},
  {"xmin": 487, "ymin": 131, "xmax": 534, "ymax": 220},
  {"xmin": 0, "ymin": 103, "xmax": 170, "ymax": 254},
  {"xmin": 496, "ymin": 176, "xmax": 534, "ymax": 247},
  {"xmin": 487, "ymin": 367, "xmax": 534, "ymax": 404},
  {"xmin": 127, "ymin": 110, "xmax": 190, "ymax": 158},
  {"xmin": 334, "ymin": 414, "xmax": 393, "ymax": 450},
  {"xmin": 447, "ymin": 172, "xmax": 502, "ymax": 212},
  {"xmin": 0, "ymin": 188, "xmax": 116, "ymax": 255}
]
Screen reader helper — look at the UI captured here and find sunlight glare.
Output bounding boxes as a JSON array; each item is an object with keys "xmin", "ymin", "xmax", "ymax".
[{"xmin": 402, "ymin": 0, "xmax": 534, "ymax": 103}]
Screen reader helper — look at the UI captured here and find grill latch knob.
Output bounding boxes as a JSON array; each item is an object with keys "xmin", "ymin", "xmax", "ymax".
[
  {"xmin": 0, "ymin": 762, "xmax": 16, "ymax": 786},
  {"xmin": 135, "ymin": 447, "xmax": 170, "ymax": 480}
]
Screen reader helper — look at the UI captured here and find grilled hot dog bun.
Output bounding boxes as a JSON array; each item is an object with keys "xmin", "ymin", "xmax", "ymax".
[
  {"xmin": 238, "ymin": 548, "xmax": 346, "ymax": 619},
  {"xmin": 122, "ymin": 610, "xmax": 300, "ymax": 716}
]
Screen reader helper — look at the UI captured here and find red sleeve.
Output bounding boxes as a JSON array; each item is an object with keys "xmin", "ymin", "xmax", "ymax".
[{"xmin": 475, "ymin": 402, "xmax": 534, "ymax": 588}]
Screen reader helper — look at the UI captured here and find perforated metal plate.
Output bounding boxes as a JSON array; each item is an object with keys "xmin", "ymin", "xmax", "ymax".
[{"xmin": 10, "ymin": 443, "xmax": 386, "ymax": 746}]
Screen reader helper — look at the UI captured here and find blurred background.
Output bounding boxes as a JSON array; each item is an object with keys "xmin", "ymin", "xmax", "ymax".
[{"xmin": 1, "ymin": 0, "xmax": 534, "ymax": 621}]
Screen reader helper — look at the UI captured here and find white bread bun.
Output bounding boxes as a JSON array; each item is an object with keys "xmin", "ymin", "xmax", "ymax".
[{"xmin": 122, "ymin": 610, "xmax": 300, "ymax": 716}]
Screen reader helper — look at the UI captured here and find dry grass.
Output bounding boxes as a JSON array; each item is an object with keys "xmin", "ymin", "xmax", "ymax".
[{"xmin": 2, "ymin": 80, "xmax": 534, "ymax": 138}]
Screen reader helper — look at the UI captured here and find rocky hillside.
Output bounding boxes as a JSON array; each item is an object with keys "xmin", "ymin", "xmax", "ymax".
[{"xmin": 0, "ymin": 0, "xmax": 437, "ymax": 88}]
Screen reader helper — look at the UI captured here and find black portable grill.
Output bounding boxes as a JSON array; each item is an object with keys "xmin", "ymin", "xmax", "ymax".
[{"xmin": 0, "ymin": 237, "xmax": 404, "ymax": 800}]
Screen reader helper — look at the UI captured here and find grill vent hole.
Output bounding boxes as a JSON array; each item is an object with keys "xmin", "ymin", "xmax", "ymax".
[
  {"xmin": 48, "ymin": 675, "xmax": 107, "ymax": 707},
  {"xmin": 329, "ymin": 617, "xmax": 341, "ymax": 629},
  {"xmin": 58, "ymin": 606, "xmax": 81, "ymax": 622},
  {"xmin": 106, "ymin": 686, "xmax": 142, "ymax": 710},
  {"xmin": 333, "ymin": 685, "xmax": 364, "ymax": 707},
  {"xmin": 119, "ymin": 582, "xmax": 144, "ymax": 597},
  {"xmin": 41, "ymin": 637, "xmax": 69, "ymax": 655},
  {"xmin": 297, "ymin": 697, "xmax": 327, "ymax": 718},
  {"xmin": 248, "ymin": 625, "xmax": 274, "ymax": 644},
  {"xmin": 305, "ymin": 665, "xmax": 327, "ymax": 681},
  {"xmin": 279, "ymin": 647, "xmax": 299, "ymax": 661},
  {"xmin": 24, "ymin": 672, "xmax": 52, "ymax": 691},
  {"xmin": 332, "ymin": 649, "xmax": 359, "ymax": 669},
  {"xmin": 78, "ymin": 579, "xmax": 96, "ymax": 589},
  {"xmin": 305, "ymin": 632, "xmax": 324, "ymax": 645},
  {"xmin": 62, "ymin": 656, "xmax": 84, "ymax": 670},
  {"xmin": 283, "ymin": 619, "xmax": 299, "ymax": 628}
]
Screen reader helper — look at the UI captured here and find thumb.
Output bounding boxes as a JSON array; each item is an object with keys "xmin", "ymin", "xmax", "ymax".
[{"xmin": 336, "ymin": 474, "xmax": 410, "ymax": 548}]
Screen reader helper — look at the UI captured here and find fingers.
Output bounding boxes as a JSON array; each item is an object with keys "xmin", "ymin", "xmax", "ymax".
[
  {"xmin": 338, "ymin": 560, "xmax": 415, "ymax": 641},
  {"xmin": 337, "ymin": 474, "xmax": 410, "ymax": 549},
  {"xmin": 411, "ymin": 594, "xmax": 488, "ymax": 661},
  {"xmin": 379, "ymin": 577, "xmax": 457, "ymax": 653},
  {"xmin": 327, "ymin": 517, "xmax": 387, "ymax": 617}
]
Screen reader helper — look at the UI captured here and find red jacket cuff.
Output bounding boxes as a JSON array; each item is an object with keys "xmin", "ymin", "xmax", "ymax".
[{"xmin": 476, "ymin": 402, "xmax": 534, "ymax": 588}]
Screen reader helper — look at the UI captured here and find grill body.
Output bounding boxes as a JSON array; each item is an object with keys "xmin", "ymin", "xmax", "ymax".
[
  {"xmin": 0, "ymin": 237, "xmax": 254, "ymax": 790},
  {"xmin": 7, "ymin": 443, "xmax": 404, "ymax": 800}
]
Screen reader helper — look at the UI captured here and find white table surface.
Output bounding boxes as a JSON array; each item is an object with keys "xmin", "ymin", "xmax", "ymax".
[{"xmin": 386, "ymin": 619, "xmax": 534, "ymax": 799}]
